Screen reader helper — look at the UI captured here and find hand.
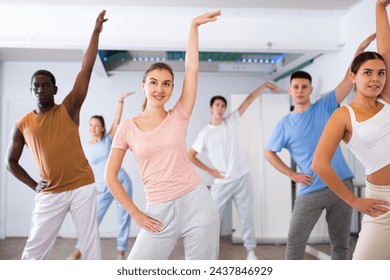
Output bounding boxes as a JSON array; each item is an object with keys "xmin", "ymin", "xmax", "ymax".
[
  {"xmin": 290, "ymin": 172, "xmax": 314, "ymax": 186},
  {"xmin": 132, "ymin": 210, "xmax": 164, "ymax": 233},
  {"xmin": 263, "ymin": 82, "xmax": 280, "ymax": 94},
  {"xmin": 95, "ymin": 10, "xmax": 108, "ymax": 33},
  {"xmin": 358, "ymin": 33, "xmax": 376, "ymax": 51},
  {"xmin": 192, "ymin": 10, "xmax": 222, "ymax": 27},
  {"xmin": 208, "ymin": 169, "xmax": 225, "ymax": 179},
  {"xmin": 351, "ymin": 197, "xmax": 390, "ymax": 218},
  {"xmin": 119, "ymin": 91, "xmax": 136, "ymax": 103},
  {"xmin": 377, "ymin": 0, "xmax": 390, "ymax": 8},
  {"xmin": 35, "ymin": 179, "xmax": 48, "ymax": 193}
]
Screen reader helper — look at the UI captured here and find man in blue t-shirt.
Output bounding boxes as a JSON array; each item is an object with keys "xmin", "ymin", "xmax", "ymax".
[{"xmin": 264, "ymin": 32, "xmax": 375, "ymax": 260}]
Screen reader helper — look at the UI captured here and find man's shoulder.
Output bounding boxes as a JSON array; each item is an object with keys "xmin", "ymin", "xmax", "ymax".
[{"xmin": 17, "ymin": 111, "xmax": 35, "ymax": 124}]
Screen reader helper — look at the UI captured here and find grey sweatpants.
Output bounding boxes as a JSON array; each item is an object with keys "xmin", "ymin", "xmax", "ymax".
[
  {"xmin": 286, "ymin": 178, "xmax": 353, "ymax": 260},
  {"xmin": 210, "ymin": 172, "xmax": 256, "ymax": 251},
  {"xmin": 128, "ymin": 185, "xmax": 220, "ymax": 260}
]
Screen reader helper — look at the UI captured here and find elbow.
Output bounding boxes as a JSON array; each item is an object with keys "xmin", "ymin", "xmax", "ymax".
[
  {"xmin": 104, "ymin": 171, "xmax": 114, "ymax": 189},
  {"xmin": 187, "ymin": 150, "xmax": 196, "ymax": 164},
  {"xmin": 264, "ymin": 149, "xmax": 273, "ymax": 162},
  {"xmin": 188, "ymin": 154, "xmax": 195, "ymax": 164},
  {"xmin": 311, "ymin": 157, "xmax": 324, "ymax": 176},
  {"xmin": 5, "ymin": 161, "xmax": 11, "ymax": 172},
  {"xmin": 5, "ymin": 158, "xmax": 15, "ymax": 173}
]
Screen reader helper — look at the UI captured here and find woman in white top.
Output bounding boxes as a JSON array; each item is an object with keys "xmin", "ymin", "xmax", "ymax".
[{"xmin": 312, "ymin": 0, "xmax": 390, "ymax": 259}]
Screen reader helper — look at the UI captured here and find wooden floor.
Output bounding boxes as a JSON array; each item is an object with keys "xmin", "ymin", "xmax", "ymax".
[{"xmin": 0, "ymin": 235, "xmax": 357, "ymax": 260}]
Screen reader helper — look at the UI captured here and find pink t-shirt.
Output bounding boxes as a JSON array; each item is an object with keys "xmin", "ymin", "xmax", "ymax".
[{"xmin": 112, "ymin": 101, "xmax": 202, "ymax": 204}]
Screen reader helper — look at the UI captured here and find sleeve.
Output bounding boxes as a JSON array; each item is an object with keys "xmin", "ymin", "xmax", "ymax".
[
  {"xmin": 112, "ymin": 121, "xmax": 129, "ymax": 151},
  {"xmin": 266, "ymin": 120, "xmax": 286, "ymax": 153},
  {"xmin": 191, "ymin": 129, "xmax": 207, "ymax": 153},
  {"xmin": 172, "ymin": 101, "xmax": 190, "ymax": 120},
  {"xmin": 224, "ymin": 111, "xmax": 240, "ymax": 127},
  {"xmin": 316, "ymin": 90, "xmax": 338, "ymax": 114}
]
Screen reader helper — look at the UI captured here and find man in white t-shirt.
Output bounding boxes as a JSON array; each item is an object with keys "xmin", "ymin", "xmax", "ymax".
[{"xmin": 188, "ymin": 82, "xmax": 279, "ymax": 260}]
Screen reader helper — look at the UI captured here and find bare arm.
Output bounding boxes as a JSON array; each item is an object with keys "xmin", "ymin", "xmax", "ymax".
[
  {"xmin": 335, "ymin": 33, "xmax": 376, "ymax": 104},
  {"xmin": 188, "ymin": 148, "xmax": 224, "ymax": 179},
  {"xmin": 312, "ymin": 108, "xmax": 389, "ymax": 217},
  {"xmin": 108, "ymin": 92, "xmax": 134, "ymax": 138},
  {"xmin": 179, "ymin": 10, "xmax": 221, "ymax": 115},
  {"xmin": 5, "ymin": 125, "xmax": 38, "ymax": 191},
  {"xmin": 264, "ymin": 149, "xmax": 313, "ymax": 186},
  {"xmin": 376, "ymin": 0, "xmax": 390, "ymax": 101},
  {"xmin": 237, "ymin": 82, "xmax": 279, "ymax": 116},
  {"xmin": 105, "ymin": 148, "xmax": 163, "ymax": 232},
  {"xmin": 63, "ymin": 10, "xmax": 107, "ymax": 125}
]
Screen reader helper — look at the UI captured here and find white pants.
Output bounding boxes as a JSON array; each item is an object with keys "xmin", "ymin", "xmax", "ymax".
[
  {"xmin": 353, "ymin": 180, "xmax": 390, "ymax": 260},
  {"xmin": 128, "ymin": 185, "xmax": 220, "ymax": 260},
  {"xmin": 22, "ymin": 184, "xmax": 101, "ymax": 260},
  {"xmin": 210, "ymin": 172, "xmax": 256, "ymax": 251}
]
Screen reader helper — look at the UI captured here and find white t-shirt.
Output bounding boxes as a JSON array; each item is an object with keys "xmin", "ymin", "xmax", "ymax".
[{"xmin": 191, "ymin": 111, "xmax": 249, "ymax": 183}]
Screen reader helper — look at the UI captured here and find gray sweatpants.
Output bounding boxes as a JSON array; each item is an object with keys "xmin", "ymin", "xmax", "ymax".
[
  {"xmin": 128, "ymin": 185, "xmax": 220, "ymax": 260},
  {"xmin": 210, "ymin": 172, "xmax": 256, "ymax": 251},
  {"xmin": 286, "ymin": 178, "xmax": 353, "ymax": 260}
]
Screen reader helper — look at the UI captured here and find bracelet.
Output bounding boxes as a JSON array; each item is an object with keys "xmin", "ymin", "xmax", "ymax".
[{"xmin": 118, "ymin": 101, "xmax": 124, "ymax": 103}]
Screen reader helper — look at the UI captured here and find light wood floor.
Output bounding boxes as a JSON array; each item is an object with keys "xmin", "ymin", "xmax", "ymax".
[{"xmin": 0, "ymin": 235, "xmax": 357, "ymax": 260}]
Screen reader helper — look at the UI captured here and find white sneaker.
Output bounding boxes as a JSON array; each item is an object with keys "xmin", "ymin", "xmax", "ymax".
[
  {"xmin": 66, "ymin": 254, "xmax": 81, "ymax": 260},
  {"xmin": 246, "ymin": 251, "xmax": 258, "ymax": 260}
]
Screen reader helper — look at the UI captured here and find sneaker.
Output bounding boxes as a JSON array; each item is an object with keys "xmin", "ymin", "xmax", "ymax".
[
  {"xmin": 246, "ymin": 251, "xmax": 258, "ymax": 260},
  {"xmin": 117, "ymin": 255, "xmax": 125, "ymax": 260},
  {"xmin": 66, "ymin": 254, "xmax": 81, "ymax": 260}
]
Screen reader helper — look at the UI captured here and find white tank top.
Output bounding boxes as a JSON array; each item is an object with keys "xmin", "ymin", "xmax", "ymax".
[{"xmin": 345, "ymin": 98, "xmax": 390, "ymax": 175}]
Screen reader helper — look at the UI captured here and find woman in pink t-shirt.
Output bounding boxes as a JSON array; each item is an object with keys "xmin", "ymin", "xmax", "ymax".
[{"xmin": 105, "ymin": 11, "xmax": 221, "ymax": 260}]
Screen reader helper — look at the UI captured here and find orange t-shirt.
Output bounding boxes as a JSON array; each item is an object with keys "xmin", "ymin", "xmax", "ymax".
[{"xmin": 17, "ymin": 104, "xmax": 94, "ymax": 193}]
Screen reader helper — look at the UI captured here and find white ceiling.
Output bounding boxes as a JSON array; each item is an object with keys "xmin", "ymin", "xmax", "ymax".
[
  {"xmin": 0, "ymin": 0, "xmax": 364, "ymax": 78},
  {"xmin": 0, "ymin": 0, "xmax": 363, "ymax": 11}
]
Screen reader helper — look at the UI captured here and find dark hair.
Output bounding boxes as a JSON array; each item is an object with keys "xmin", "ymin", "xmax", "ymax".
[
  {"xmin": 290, "ymin": 70, "xmax": 312, "ymax": 84},
  {"xmin": 31, "ymin": 69, "xmax": 56, "ymax": 86},
  {"xmin": 142, "ymin": 62, "xmax": 174, "ymax": 82},
  {"xmin": 210, "ymin": 95, "xmax": 227, "ymax": 107},
  {"xmin": 351, "ymin": 51, "xmax": 385, "ymax": 74},
  {"xmin": 90, "ymin": 115, "xmax": 106, "ymax": 137}
]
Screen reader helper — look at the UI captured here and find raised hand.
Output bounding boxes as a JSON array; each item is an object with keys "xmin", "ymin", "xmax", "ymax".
[
  {"xmin": 95, "ymin": 10, "xmax": 108, "ymax": 33},
  {"xmin": 358, "ymin": 33, "xmax": 377, "ymax": 51},
  {"xmin": 119, "ymin": 91, "xmax": 136, "ymax": 102},
  {"xmin": 377, "ymin": 0, "xmax": 390, "ymax": 8},
  {"xmin": 192, "ymin": 10, "xmax": 222, "ymax": 27},
  {"xmin": 263, "ymin": 82, "xmax": 280, "ymax": 94}
]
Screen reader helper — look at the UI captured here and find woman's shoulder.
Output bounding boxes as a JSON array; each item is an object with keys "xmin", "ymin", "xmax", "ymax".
[{"xmin": 331, "ymin": 105, "xmax": 350, "ymax": 121}]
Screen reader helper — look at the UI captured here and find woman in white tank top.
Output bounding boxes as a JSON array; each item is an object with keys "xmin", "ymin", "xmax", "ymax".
[{"xmin": 312, "ymin": 0, "xmax": 390, "ymax": 259}]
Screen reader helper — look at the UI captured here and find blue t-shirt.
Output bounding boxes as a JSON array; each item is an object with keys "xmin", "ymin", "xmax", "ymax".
[
  {"xmin": 266, "ymin": 91, "xmax": 353, "ymax": 195},
  {"xmin": 84, "ymin": 134, "xmax": 129, "ymax": 190}
]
